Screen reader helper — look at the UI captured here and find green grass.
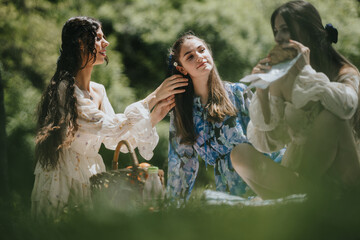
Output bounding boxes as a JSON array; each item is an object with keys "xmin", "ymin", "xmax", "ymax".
[{"xmin": 1, "ymin": 190, "xmax": 360, "ymax": 240}]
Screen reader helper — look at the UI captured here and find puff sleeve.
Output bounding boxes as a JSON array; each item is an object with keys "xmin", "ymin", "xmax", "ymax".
[
  {"xmin": 75, "ymin": 83, "xmax": 159, "ymax": 160},
  {"xmin": 292, "ymin": 65, "xmax": 359, "ymax": 119}
]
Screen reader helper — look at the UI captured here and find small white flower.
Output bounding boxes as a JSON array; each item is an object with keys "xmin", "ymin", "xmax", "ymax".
[{"xmin": 173, "ymin": 62, "xmax": 178, "ymax": 67}]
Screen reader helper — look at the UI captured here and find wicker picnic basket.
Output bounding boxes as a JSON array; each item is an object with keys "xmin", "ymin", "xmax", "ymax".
[{"xmin": 90, "ymin": 140, "xmax": 148, "ymax": 208}]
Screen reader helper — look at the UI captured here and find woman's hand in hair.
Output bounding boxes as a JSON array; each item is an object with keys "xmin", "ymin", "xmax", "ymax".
[
  {"xmin": 156, "ymin": 74, "xmax": 188, "ymax": 101},
  {"xmin": 146, "ymin": 75, "xmax": 188, "ymax": 110},
  {"xmin": 150, "ymin": 95, "xmax": 176, "ymax": 127}
]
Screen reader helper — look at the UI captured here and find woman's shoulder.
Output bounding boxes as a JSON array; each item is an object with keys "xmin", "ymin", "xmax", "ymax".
[
  {"xmin": 223, "ymin": 82, "xmax": 253, "ymax": 110},
  {"xmin": 336, "ymin": 65, "xmax": 360, "ymax": 87},
  {"xmin": 224, "ymin": 81, "xmax": 248, "ymax": 93},
  {"xmin": 224, "ymin": 81, "xmax": 251, "ymax": 100},
  {"xmin": 90, "ymin": 81, "xmax": 105, "ymax": 90},
  {"xmin": 90, "ymin": 81, "xmax": 106, "ymax": 96},
  {"xmin": 338, "ymin": 65, "xmax": 360, "ymax": 78}
]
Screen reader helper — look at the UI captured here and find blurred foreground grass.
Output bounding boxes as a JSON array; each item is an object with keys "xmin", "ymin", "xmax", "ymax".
[{"xmin": 1, "ymin": 189, "xmax": 360, "ymax": 240}]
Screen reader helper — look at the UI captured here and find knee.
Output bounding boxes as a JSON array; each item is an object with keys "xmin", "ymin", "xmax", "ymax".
[
  {"xmin": 230, "ymin": 143, "xmax": 254, "ymax": 168},
  {"xmin": 317, "ymin": 109, "xmax": 344, "ymax": 128},
  {"xmin": 314, "ymin": 109, "xmax": 347, "ymax": 136}
]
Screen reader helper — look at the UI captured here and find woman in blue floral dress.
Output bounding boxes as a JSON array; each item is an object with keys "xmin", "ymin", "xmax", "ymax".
[{"xmin": 166, "ymin": 32, "xmax": 283, "ymax": 200}]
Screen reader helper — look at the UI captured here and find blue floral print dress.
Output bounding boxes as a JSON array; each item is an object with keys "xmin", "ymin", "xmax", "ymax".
[{"xmin": 167, "ymin": 82, "xmax": 283, "ymax": 199}]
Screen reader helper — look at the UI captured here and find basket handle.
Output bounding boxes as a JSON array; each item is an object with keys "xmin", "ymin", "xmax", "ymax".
[{"xmin": 112, "ymin": 140, "xmax": 139, "ymax": 170}]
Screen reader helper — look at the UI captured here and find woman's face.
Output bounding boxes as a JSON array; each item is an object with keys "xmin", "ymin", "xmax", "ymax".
[
  {"xmin": 273, "ymin": 14, "xmax": 291, "ymax": 45},
  {"xmin": 82, "ymin": 27, "xmax": 109, "ymax": 66},
  {"xmin": 93, "ymin": 28, "xmax": 109, "ymax": 65},
  {"xmin": 177, "ymin": 38, "xmax": 213, "ymax": 79}
]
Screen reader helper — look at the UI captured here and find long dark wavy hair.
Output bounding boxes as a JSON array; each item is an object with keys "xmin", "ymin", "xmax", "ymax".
[
  {"xmin": 168, "ymin": 32, "xmax": 237, "ymax": 144},
  {"xmin": 35, "ymin": 16, "xmax": 107, "ymax": 169},
  {"xmin": 271, "ymin": 0, "xmax": 360, "ymax": 137}
]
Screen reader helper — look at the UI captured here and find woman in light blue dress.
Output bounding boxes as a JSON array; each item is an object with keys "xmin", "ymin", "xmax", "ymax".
[{"xmin": 166, "ymin": 32, "xmax": 283, "ymax": 200}]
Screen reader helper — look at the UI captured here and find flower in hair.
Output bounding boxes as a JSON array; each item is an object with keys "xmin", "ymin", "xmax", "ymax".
[
  {"xmin": 168, "ymin": 53, "xmax": 175, "ymax": 70},
  {"xmin": 325, "ymin": 23, "xmax": 338, "ymax": 44}
]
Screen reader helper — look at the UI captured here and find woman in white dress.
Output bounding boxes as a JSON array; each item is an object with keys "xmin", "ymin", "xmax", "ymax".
[
  {"xmin": 230, "ymin": 1, "xmax": 360, "ymax": 199},
  {"xmin": 31, "ymin": 16, "xmax": 188, "ymax": 218}
]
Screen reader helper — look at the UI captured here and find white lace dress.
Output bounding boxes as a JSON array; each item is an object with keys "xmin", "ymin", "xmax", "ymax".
[
  {"xmin": 247, "ymin": 65, "xmax": 359, "ymax": 175},
  {"xmin": 31, "ymin": 81, "xmax": 159, "ymax": 218}
]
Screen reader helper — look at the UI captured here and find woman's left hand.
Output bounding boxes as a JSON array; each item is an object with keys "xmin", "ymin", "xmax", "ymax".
[
  {"xmin": 282, "ymin": 40, "xmax": 310, "ymax": 69},
  {"xmin": 150, "ymin": 95, "xmax": 176, "ymax": 127}
]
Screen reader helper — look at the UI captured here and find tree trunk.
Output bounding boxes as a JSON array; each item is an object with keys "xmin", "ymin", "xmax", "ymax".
[{"xmin": 0, "ymin": 66, "xmax": 9, "ymax": 199}]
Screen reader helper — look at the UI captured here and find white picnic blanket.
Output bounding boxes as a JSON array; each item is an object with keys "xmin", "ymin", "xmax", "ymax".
[{"xmin": 203, "ymin": 190, "xmax": 307, "ymax": 206}]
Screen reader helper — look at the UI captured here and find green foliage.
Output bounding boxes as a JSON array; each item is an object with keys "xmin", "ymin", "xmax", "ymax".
[{"xmin": 1, "ymin": 0, "xmax": 360, "ymax": 201}]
